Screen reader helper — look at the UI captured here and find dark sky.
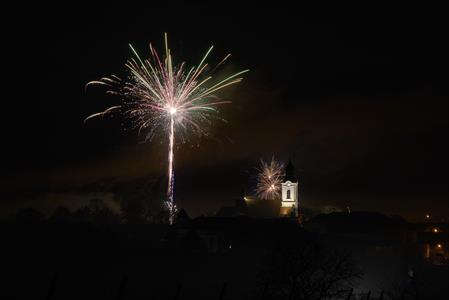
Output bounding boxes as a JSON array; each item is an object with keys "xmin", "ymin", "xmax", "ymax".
[{"xmin": 1, "ymin": 2, "xmax": 447, "ymax": 221}]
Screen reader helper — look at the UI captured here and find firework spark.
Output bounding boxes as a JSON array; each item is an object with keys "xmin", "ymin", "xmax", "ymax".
[
  {"xmin": 256, "ymin": 157, "xmax": 284, "ymax": 200},
  {"xmin": 86, "ymin": 34, "xmax": 249, "ymax": 224}
]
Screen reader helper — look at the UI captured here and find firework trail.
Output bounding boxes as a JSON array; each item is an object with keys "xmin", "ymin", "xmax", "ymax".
[
  {"xmin": 255, "ymin": 157, "xmax": 284, "ymax": 200},
  {"xmin": 85, "ymin": 34, "xmax": 249, "ymax": 224}
]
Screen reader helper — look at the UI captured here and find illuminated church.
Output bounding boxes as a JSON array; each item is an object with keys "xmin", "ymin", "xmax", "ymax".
[
  {"xmin": 227, "ymin": 161, "xmax": 300, "ymax": 219},
  {"xmin": 280, "ymin": 161, "xmax": 299, "ymax": 217}
]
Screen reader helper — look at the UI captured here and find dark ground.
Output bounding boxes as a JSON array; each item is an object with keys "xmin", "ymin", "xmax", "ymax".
[{"xmin": 2, "ymin": 215, "xmax": 448, "ymax": 300}]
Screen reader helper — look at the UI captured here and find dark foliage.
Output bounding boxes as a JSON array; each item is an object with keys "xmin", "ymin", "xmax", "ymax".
[
  {"xmin": 14, "ymin": 207, "xmax": 45, "ymax": 223},
  {"xmin": 257, "ymin": 237, "xmax": 362, "ymax": 300}
]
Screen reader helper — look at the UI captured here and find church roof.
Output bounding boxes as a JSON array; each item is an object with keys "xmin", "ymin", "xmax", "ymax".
[{"xmin": 284, "ymin": 160, "xmax": 297, "ymax": 182}]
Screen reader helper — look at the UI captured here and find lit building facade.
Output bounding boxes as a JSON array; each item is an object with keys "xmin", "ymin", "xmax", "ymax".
[{"xmin": 280, "ymin": 161, "xmax": 299, "ymax": 217}]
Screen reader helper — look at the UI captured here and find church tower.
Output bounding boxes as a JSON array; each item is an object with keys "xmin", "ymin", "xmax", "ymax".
[{"xmin": 280, "ymin": 161, "xmax": 299, "ymax": 217}]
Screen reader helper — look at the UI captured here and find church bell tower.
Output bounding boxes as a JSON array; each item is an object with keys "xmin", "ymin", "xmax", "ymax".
[{"xmin": 280, "ymin": 161, "xmax": 299, "ymax": 217}]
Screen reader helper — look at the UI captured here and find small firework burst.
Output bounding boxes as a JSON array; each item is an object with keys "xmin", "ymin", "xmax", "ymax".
[{"xmin": 255, "ymin": 157, "xmax": 284, "ymax": 200}]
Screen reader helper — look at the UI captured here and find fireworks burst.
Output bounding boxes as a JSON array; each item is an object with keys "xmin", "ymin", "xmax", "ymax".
[
  {"xmin": 255, "ymin": 157, "xmax": 284, "ymax": 200},
  {"xmin": 85, "ymin": 33, "xmax": 249, "ymax": 224}
]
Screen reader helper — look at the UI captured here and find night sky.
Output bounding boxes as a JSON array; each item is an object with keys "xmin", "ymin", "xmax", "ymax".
[{"xmin": 1, "ymin": 3, "xmax": 447, "ymax": 221}]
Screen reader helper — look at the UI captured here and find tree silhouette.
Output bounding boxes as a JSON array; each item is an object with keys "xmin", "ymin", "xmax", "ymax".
[
  {"xmin": 257, "ymin": 237, "xmax": 361, "ymax": 300},
  {"xmin": 14, "ymin": 208, "xmax": 45, "ymax": 223},
  {"xmin": 48, "ymin": 206, "xmax": 72, "ymax": 223},
  {"xmin": 114, "ymin": 176, "xmax": 166, "ymax": 223},
  {"xmin": 88, "ymin": 198, "xmax": 120, "ymax": 224},
  {"xmin": 72, "ymin": 205, "xmax": 91, "ymax": 223},
  {"xmin": 118, "ymin": 194, "xmax": 146, "ymax": 224}
]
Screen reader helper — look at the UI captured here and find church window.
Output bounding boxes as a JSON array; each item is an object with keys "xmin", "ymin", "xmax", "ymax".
[{"xmin": 286, "ymin": 189, "xmax": 291, "ymax": 199}]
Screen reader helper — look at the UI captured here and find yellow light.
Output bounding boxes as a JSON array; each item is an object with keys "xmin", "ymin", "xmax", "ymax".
[
  {"xmin": 433, "ymin": 228, "xmax": 438, "ymax": 233},
  {"xmin": 425, "ymin": 214, "xmax": 430, "ymax": 219},
  {"xmin": 437, "ymin": 244, "xmax": 442, "ymax": 249}
]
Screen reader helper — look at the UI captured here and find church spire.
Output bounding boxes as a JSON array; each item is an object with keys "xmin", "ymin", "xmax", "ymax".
[
  {"xmin": 284, "ymin": 160, "xmax": 297, "ymax": 182},
  {"xmin": 280, "ymin": 159, "xmax": 299, "ymax": 218}
]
